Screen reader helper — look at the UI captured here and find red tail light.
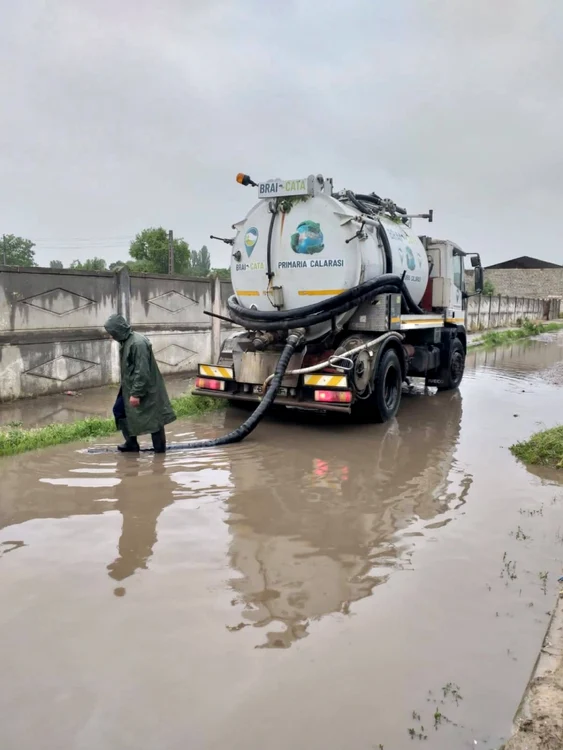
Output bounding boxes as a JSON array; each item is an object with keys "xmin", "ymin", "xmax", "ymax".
[
  {"xmin": 196, "ymin": 377, "xmax": 225, "ymax": 391},
  {"xmin": 314, "ymin": 390, "xmax": 352, "ymax": 403}
]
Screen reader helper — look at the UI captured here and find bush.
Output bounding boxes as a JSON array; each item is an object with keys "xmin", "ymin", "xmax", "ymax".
[
  {"xmin": 511, "ymin": 425, "xmax": 563, "ymax": 468},
  {"xmin": 521, "ymin": 320, "xmax": 540, "ymax": 336},
  {"xmin": 482, "ymin": 279, "xmax": 495, "ymax": 295},
  {"xmin": 473, "ymin": 321, "xmax": 563, "ymax": 349}
]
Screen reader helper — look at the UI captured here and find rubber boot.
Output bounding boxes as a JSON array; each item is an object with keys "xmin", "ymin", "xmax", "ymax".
[
  {"xmin": 151, "ymin": 427, "xmax": 166, "ymax": 454},
  {"xmin": 117, "ymin": 430, "xmax": 140, "ymax": 453}
]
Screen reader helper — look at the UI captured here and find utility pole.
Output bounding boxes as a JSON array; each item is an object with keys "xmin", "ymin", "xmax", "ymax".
[
  {"xmin": 168, "ymin": 230, "xmax": 174, "ymax": 274},
  {"xmin": 2, "ymin": 235, "xmax": 6, "ymax": 266}
]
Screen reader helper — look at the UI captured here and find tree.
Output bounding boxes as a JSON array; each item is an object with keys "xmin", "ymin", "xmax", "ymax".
[
  {"xmin": 211, "ymin": 267, "xmax": 231, "ymax": 280},
  {"xmin": 109, "ymin": 260, "xmax": 128, "ymax": 271},
  {"xmin": 190, "ymin": 245, "xmax": 212, "ymax": 277},
  {"xmin": 49, "ymin": 260, "xmax": 64, "ymax": 269},
  {"xmin": 482, "ymin": 278, "xmax": 495, "ymax": 295},
  {"xmin": 1, "ymin": 234, "xmax": 36, "ymax": 266},
  {"xmin": 129, "ymin": 227, "xmax": 190, "ymax": 274},
  {"xmin": 70, "ymin": 257, "xmax": 107, "ymax": 271}
]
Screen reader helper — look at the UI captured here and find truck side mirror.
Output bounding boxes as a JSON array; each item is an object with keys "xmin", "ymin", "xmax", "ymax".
[{"xmin": 474, "ymin": 266, "xmax": 484, "ymax": 294}]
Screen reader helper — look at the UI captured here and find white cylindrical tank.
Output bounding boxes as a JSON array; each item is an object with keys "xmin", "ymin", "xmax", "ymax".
[{"xmin": 231, "ymin": 191, "xmax": 429, "ymax": 338}]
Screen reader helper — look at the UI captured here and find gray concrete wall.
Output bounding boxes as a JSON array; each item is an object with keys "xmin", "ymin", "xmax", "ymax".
[
  {"xmin": 466, "ymin": 294, "xmax": 561, "ymax": 332},
  {"xmin": 0, "ymin": 266, "xmax": 228, "ymax": 401}
]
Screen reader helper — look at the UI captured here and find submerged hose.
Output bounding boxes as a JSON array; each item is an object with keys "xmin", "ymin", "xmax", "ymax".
[{"xmin": 87, "ymin": 330, "xmax": 305, "ymax": 455}]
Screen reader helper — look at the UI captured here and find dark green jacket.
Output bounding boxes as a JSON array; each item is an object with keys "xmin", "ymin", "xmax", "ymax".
[{"xmin": 105, "ymin": 314, "xmax": 176, "ymax": 436}]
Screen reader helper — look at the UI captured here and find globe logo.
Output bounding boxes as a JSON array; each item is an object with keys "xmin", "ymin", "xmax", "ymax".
[{"xmin": 290, "ymin": 221, "xmax": 325, "ymax": 255}]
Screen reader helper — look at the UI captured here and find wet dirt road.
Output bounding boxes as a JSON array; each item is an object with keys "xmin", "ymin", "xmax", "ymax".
[{"xmin": 2, "ymin": 337, "xmax": 563, "ymax": 749}]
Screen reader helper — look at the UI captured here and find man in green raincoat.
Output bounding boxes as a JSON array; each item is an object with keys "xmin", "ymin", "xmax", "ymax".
[{"xmin": 104, "ymin": 314, "xmax": 176, "ymax": 453}]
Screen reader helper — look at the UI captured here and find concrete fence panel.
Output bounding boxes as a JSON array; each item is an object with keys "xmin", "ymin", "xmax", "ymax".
[
  {"xmin": 0, "ymin": 267, "xmax": 117, "ymax": 332},
  {"xmin": 465, "ymin": 293, "xmax": 560, "ymax": 332},
  {"xmin": 0, "ymin": 267, "xmax": 119, "ymax": 401},
  {"xmin": 128, "ymin": 272, "xmax": 214, "ymax": 377}
]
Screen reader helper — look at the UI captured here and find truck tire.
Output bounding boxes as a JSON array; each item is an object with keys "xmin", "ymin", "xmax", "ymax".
[
  {"xmin": 436, "ymin": 338, "xmax": 465, "ymax": 391},
  {"xmin": 354, "ymin": 348, "xmax": 402, "ymax": 423}
]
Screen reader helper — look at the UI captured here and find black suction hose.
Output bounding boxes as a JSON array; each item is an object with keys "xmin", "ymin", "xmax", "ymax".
[
  {"xmin": 228, "ymin": 283, "xmax": 401, "ymax": 331},
  {"xmin": 376, "ymin": 221, "xmax": 393, "ymax": 275},
  {"xmin": 228, "ymin": 273, "xmax": 402, "ymax": 322},
  {"xmin": 226, "ymin": 272, "xmax": 424, "ymax": 331},
  {"xmin": 87, "ymin": 330, "xmax": 305, "ymax": 454},
  {"xmin": 345, "ymin": 190, "xmax": 373, "ymax": 215},
  {"xmin": 355, "ymin": 194, "xmax": 407, "ymax": 216}
]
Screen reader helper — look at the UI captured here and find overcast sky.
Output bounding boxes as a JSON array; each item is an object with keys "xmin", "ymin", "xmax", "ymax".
[{"xmin": 1, "ymin": 0, "xmax": 561, "ymax": 268}]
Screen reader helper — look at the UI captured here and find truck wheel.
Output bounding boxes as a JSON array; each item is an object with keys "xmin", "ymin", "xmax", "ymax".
[
  {"xmin": 436, "ymin": 339, "xmax": 465, "ymax": 391},
  {"xmin": 354, "ymin": 348, "xmax": 402, "ymax": 423}
]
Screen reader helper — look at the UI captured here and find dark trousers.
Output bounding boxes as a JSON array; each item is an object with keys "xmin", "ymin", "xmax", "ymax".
[{"xmin": 113, "ymin": 389, "xmax": 166, "ymax": 453}]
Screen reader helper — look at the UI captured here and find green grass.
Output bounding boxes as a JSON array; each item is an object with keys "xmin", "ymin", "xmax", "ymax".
[
  {"xmin": 0, "ymin": 393, "xmax": 224, "ymax": 458},
  {"xmin": 470, "ymin": 321, "xmax": 563, "ymax": 349},
  {"xmin": 511, "ymin": 425, "xmax": 563, "ymax": 469}
]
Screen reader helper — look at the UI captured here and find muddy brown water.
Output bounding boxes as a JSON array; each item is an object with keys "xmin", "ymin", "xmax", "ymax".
[{"xmin": 2, "ymin": 337, "xmax": 563, "ymax": 749}]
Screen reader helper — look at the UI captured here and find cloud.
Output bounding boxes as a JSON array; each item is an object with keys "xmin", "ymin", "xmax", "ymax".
[{"xmin": 0, "ymin": 0, "xmax": 561, "ymax": 267}]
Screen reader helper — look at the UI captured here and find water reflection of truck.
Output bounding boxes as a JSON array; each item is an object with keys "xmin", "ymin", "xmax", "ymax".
[
  {"xmin": 196, "ymin": 173, "xmax": 484, "ymax": 422},
  {"xmin": 225, "ymin": 390, "xmax": 471, "ymax": 648}
]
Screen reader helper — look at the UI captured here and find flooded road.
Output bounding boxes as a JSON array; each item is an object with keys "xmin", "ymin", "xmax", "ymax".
[{"xmin": 2, "ymin": 337, "xmax": 563, "ymax": 749}]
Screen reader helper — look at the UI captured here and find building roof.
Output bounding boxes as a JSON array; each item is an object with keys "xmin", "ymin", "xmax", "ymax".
[{"xmin": 486, "ymin": 256, "xmax": 563, "ymax": 270}]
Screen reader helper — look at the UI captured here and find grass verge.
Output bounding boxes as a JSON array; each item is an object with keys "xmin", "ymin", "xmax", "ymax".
[
  {"xmin": 0, "ymin": 393, "xmax": 224, "ymax": 458},
  {"xmin": 469, "ymin": 320, "xmax": 563, "ymax": 349},
  {"xmin": 511, "ymin": 425, "xmax": 563, "ymax": 469}
]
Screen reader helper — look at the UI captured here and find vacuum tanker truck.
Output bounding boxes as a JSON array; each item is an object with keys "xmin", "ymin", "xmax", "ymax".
[{"xmin": 194, "ymin": 174, "xmax": 484, "ymax": 423}]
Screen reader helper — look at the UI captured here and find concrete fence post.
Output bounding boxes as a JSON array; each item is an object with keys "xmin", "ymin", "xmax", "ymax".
[
  {"xmin": 211, "ymin": 275, "xmax": 222, "ymax": 362},
  {"xmin": 110, "ymin": 267, "xmax": 132, "ymax": 384},
  {"xmin": 116, "ymin": 266, "xmax": 131, "ymax": 323}
]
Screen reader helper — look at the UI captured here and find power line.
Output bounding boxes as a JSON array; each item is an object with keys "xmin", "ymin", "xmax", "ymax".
[
  {"xmin": 31, "ymin": 235, "xmax": 134, "ymax": 242},
  {"xmin": 34, "ymin": 247, "xmax": 132, "ymax": 252}
]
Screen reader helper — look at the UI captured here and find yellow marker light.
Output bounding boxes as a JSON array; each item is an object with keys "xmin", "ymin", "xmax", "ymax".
[
  {"xmin": 236, "ymin": 173, "xmax": 245, "ymax": 184},
  {"xmin": 304, "ymin": 373, "xmax": 348, "ymax": 388},
  {"xmin": 198, "ymin": 364, "xmax": 234, "ymax": 379}
]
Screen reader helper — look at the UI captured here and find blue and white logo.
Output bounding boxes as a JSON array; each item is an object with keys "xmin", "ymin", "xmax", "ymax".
[{"xmin": 244, "ymin": 227, "xmax": 259, "ymax": 257}]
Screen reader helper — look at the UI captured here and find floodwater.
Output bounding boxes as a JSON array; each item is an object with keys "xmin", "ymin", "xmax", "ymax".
[{"xmin": 2, "ymin": 338, "xmax": 563, "ymax": 749}]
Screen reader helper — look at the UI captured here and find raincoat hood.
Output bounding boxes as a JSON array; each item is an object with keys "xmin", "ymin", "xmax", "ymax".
[{"xmin": 104, "ymin": 314, "xmax": 132, "ymax": 342}]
